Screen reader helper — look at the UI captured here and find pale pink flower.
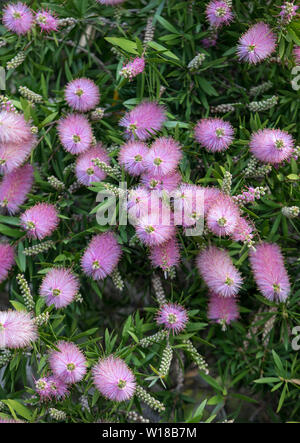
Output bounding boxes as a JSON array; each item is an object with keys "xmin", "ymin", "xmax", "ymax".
[
  {"xmin": 49, "ymin": 341, "xmax": 87, "ymax": 384},
  {"xmin": 120, "ymin": 58, "xmax": 145, "ymax": 80},
  {"xmin": 40, "ymin": 268, "xmax": 80, "ymax": 308},
  {"xmin": 119, "ymin": 102, "xmax": 166, "ymax": 141},
  {"xmin": 58, "ymin": 114, "xmax": 93, "ymax": 154},
  {"xmin": 231, "ymin": 216, "xmax": 254, "ymax": 243},
  {"xmin": 0, "ymin": 310, "xmax": 37, "ymax": 349},
  {"xmin": 249, "ymin": 242, "xmax": 290, "ymax": 302},
  {"xmin": 237, "ymin": 23, "xmax": 276, "ymax": 64},
  {"xmin": 206, "ymin": 1, "xmax": 233, "ymax": 28},
  {"xmin": 0, "ymin": 111, "xmax": 32, "ymax": 144},
  {"xmin": 3, "ymin": 2, "xmax": 33, "ymax": 35},
  {"xmin": 135, "ymin": 210, "xmax": 175, "ymax": 246},
  {"xmin": 173, "ymin": 184, "xmax": 205, "ymax": 227},
  {"xmin": 208, "ymin": 293, "xmax": 239, "ymax": 326},
  {"xmin": 250, "ymin": 128, "xmax": 294, "ymax": 164},
  {"xmin": 156, "ymin": 303, "xmax": 188, "ymax": 334},
  {"xmin": 0, "ymin": 135, "xmax": 36, "ymax": 174},
  {"xmin": 119, "ymin": 141, "xmax": 148, "ymax": 176},
  {"xmin": 294, "ymin": 46, "xmax": 300, "ymax": 64},
  {"xmin": 206, "ymin": 195, "xmax": 240, "ymax": 236},
  {"xmin": 75, "ymin": 144, "xmax": 109, "ymax": 186},
  {"xmin": 197, "ymin": 246, "xmax": 243, "ymax": 297},
  {"xmin": 92, "ymin": 356, "xmax": 136, "ymax": 402},
  {"xmin": 127, "ymin": 186, "xmax": 150, "ymax": 221},
  {"xmin": 141, "ymin": 170, "xmax": 181, "ymax": 192},
  {"xmin": 20, "ymin": 203, "xmax": 59, "ymax": 240},
  {"xmin": 150, "ymin": 237, "xmax": 180, "ymax": 271},
  {"xmin": 194, "ymin": 118, "xmax": 234, "ymax": 152},
  {"xmin": 203, "ymin": 187, "xmax": 223, "ymax": 215},
  {"xmin": 0, "ymin": 243, "xmax": 14, "ymax": 283},
  {"xmin": 35, "ymin": 9, "xmax": 58, "ymax": 32},
  {"xmin": 81, "ymin": 232, "xmax": 121, "ymax": 280},
  {"xmin": 0, "ymin": 163, "xmax": 34, "ymax": 214},
  {"xmin": 65, "ymin": 78, "xmax": 100, "ymax": 112},
  {"xmin": 144, "ymin": 137, "xmax": 182, "ymax": 176}
]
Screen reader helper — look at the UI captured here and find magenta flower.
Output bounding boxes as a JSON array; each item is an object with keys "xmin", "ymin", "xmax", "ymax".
[
  {"xmin": 48, "ymin": 376, "xmax": 69, "ymax": 400},
  {"xmin": 250, "ymin": 129, "xmax": 294, "ymax": 164},
  {"xmin": 294, "ymin": 46, "xmax": 300, "ymax": 65},
  {"xmin": 49, "ymin": 341, "xmax": 87, "ymax": 384},
  {"xmin": 206, "ymin": 1, "xmax": 233, "ymax": 28},
  {"xmin": 3, "ymin": 2, "xmax": 33, "ymax": 35},
  {"xmin": 237, "ymin": 23, "xmax": 276, "ymax": 64},
  {"xmin": 65, "ymin": 78, "xmax": 100, "ymax": 112},
  {"xmin": 120, "ymin": 57, "xmax": 145, "ymax": 80},
  {"xmin": 249, "ymin": 242, "xmax": 290, "ymax": 302},
  {"xmin": 0, "ymin": 243, "xmax": 14, "ymax": 283},
  {"xmin": 197, "ymin": 246, "xmax": 243, "ymax": 297},
  {"xmin": 135, "ymin": 210, "xmax": 175, "ymax": 246},
  {"xmin": 194, "ymin": 118, "xmax": 234, "ymax": 152},
  {"xmin": 119, "ymin": 141, "xmax": 148, "ymax": 176},
  {"xmin": 96, "ymin": 0, "xmax": 125, "ymax": 5},
  {"xmin": 76, "ymin": 144, "xmax": 109, "ymax": 186},
  {"xmin": 0, "ymin": 135, "xmax": 36, "ymax": 174},
  {"xmin": 0, "ymin": 163, "xmax": 34, "ymax": 214},
  {"xmin": 144, "ymin": 137, "xmax": 182, "ymax": 176},
  {"xmin": 35, "ymin": 377, "xmax": 52, "ymax": 401},
  {"xmin": 206, "ymin": 195, "xmax": 240, "ymax": 236},
  {"xmin": 231, "ymin": 216, "xmax": 254, "ymax": 243},
  {"xmin": 150, "ymin": 237, "xmax": 180, "ymax": 271},
  {"xmin": 40, "ymin": 268, "xmax": 80, "ymax": 309},
  {"xmin": 208, "ymin": 293, "xmax": 239, "ymax": 326},
  {"xmin": 0, "ymin": 111, "xmax": 32, "ymax": 145},
  {"xmin": 0, "ymin": 310, "xmax": 37, "ymax": 349},
  {"xmin": 35, "ymin": 9, "xmax": 58, "ymax": 32},
  {"xmin": 119, "ymin": 102, "xmax": 166, "ymax": 141},
  {"xmin": 141, "ymin": 170, "xmax": 181, "ymax": 192},
  {"xmin": 92, "ymin": 356, "xmax": 136, "ymax": 402},
  {"xmin": 58, "ymin": 114, "xmax": 93, "ymax": 154},
  {"xmin": 20, "ymin": 203, "xmax": 59, "ymax": 240},
  {"xmin": 81, "ymin": 232, "xmax": 121, "ymax": 280},
  {"xmin": 156, "ymin": 303, "xmax": 188, "ymax": 334}
]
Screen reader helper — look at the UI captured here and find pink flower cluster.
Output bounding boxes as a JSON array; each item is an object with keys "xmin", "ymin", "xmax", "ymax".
[
  {"xmin": 120, "ymin": 58, "xmax": 145, "ymax": 80},
  {"xmin": 3, "ymin": 3, "xmax": 58, "ymax": 34}
]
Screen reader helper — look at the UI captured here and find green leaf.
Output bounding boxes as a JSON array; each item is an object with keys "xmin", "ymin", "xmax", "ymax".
[{"xmin": 105, "ymin": 37, "xmax": 138, "ymax": 55}]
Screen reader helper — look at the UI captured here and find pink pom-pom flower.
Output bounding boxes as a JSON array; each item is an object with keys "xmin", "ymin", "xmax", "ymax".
[
  {"xmin": 206, "ymin": 0, "xmax": 233, "ymax": 28},
  {"xmin": 40, "ymin": 268, "xmax": 80, "ymax": 309},
  {"xmin": 156, "ymin": 303, "xmax": 188, "ymax": 334},
  {"xmin": 206, "ymin": 195, "xmax": 240, "ymax": 236},
  {"xmin": 197, "ymin": 246, "xmax": 243, "ymax": 297},
  {"xmin": 127, "ymin": 186, "xmax": 150, "ymax": 221},
  {"xmin": 92, "ymin": 356, "xmax": 136, "ymax": 402},
  {"xmin": 35, "ymin": 9, "xmax": 58, "ymax": 32},
  {"xmin": 3, "ymin": 2, "xmax": 34, "ymax": 35},
  {"xmin": 208, "ymin": 293, "xmax": 239, "ymax": 327},
  {"xmin": 119, "ymin": 141, "xmax": 148, "ymax": 176},
  {"xmin": 0, "ymin": 243, "xmax": 14, "ymax": 283},
  {"xmin": 144, "ymin": 137, "xmax": 182, "ymax": 176},
  {"xmin": 20, "ymin": 203, "xmax": 59, "ymax": 240},
  {"xmin": 249, "ymin": 242, "xmax": 290, "ymax": 302},
  {"xmin": 120, "ymin": 57, "xmax": 145, "ymax": 80},
  {"xmin": 75, "ymin": 144, "xmax": 109, "ymax": 186},
  {"xmin": 0, "ymin": 111, "xmax": 32, "ymax": 145},
  {"xmin": 249, "ymin": 128, "xmax": 294, "ymax": 164},
  {"xmin": 173, "ymin": 184, "xmax": 205, "ymax": 227},
  {"xmin": 150, "ymin": 237, "xmax": 180, "ymax": 271},
  {"xmin": 81, "ymin": 232, "xmax": 121, "ymax": 280},
  {"xmin": 65, "ymin": 78, "xmax": 100, "ymax": 112},
  {"xmin": 119, "ymin": 102, "xmax": 166, "ymax": 141},
  {"xmin": 35, "ymin": 376, "xmax": 69, "ymax": 401},
  {"xmin": 58, "ymin": 114, "xmax": 93, "ymax": 154},
  {"xmin": 237, "ymin": 23, "xmax": 276, "ymax": 64},
  {"xmin": 0, "ymin": 310, "xmax": 37, "ymax": 349},
  {"xmin": 294, "ymin": 46, "xmax": 300, "ymax": 65},
  {"xmin": 0, "ymin": 163, "xmax": 34, "ymax": 214},
  {"xmin": 49, "ymin": 341, "xmax": 87, "ymax": 384},
  {"xmin": 231, "ymin": 216, "xmax": 254, "ymax": 243},
  {"xmin": 141, "ymin": 170, "xmax": 181, "ymax": 192},
  {"xmin": 194, "ymin": 118, "xmax": 234, "ymax": 152},
  {"xmin": 135, "ymin": 209, "xmax": 175, "ymax": 246},
  {"xmin": 0, "ymin": 135, "xmax": 36, "ymax": 174}
]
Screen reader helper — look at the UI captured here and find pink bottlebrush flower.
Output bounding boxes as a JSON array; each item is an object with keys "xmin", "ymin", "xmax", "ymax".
[
  {"xmin": 65, "ymin": 78, "xmax": 100, "ymax": 112},
  {"xmin": 294, "ymin": 46, "xmax": 300, "ymax": 64},
  {"xmin": 76, "ymin": 144, "xmax": 109, "ymax": 186},
  {"xmin": 0, "ymin": 111, "xmax": 32, "ymax": 145},
  {"xmin": 40, "ymin": 268, "xmax": 80, "ymax": 309},
  {"xmin": 231, "ymin": 216, "xmax": 254, "ymax": 243},
  {"xmin": 35, "ymin": 377, "xmax": 52, "ymax": 401},
  {"xmin": 35, "ymin": 9, "xmax": 58, "ymax": 32},
  {"xmin": 120, "ymin": 57, "xmax": 145, "ymax": 80},
  {"xmin": 144, "ymin": 137, "xmax": 182, "ymax": 176},
  {"xmin": 135, "ymin": 210, "xmax": 175, "ymax": 246},
  {"xmin": 150, "ymin": 237, "xmax": 180, "ymax": 271},
  {"xmin": 119, "ymin": 141, "xmax": 148, "ymax": 176},
  {"xmin": 58, "ymin": 114, "xmax": 93, "ymax": 154},
  {"xmin": 237, "ymin": 23, "xmax": 276, "ymax": 64},
  {"xmin": 141, "ymin": 170, "xmax": 181, "ymax": 192},
  {"xmin": 0, "ymin": 243, "xmax": 14, "ymax": 283},
  {"xmin": 208, "ymin": 292, "xmax": 239, "ymax": 326},
  {"xmin": 194, "ymin": 118, "xmax": 234, "ymax": 152},
  {"xmin": 49, "ymin": 341, "xmax": 87, "ymax": 384},
  {"xmin": 0, "ymin": 163, "xmax": 34, "ymax": 214},
  {"xmin": 206, "ymin": 195, "xmax": 240, "ymax": 236},
  {"xmin": 127, "ymin": 186, "xmax": 150, "ymax": 221},
  {"xmin": 96, "ymin": 0, "xmax": 125, "ymax": 4},
  {"xmin": 197, "ymin": 246, "xmax": 243, "ymax": 297},
  {"xmin": 249, "ymin": 242, "xmax": 290, "ymax": 302},
  {"xmin": 0, "ymin": 310, "xmax": 37, "ymax": 349},
  {"xmin": 250, "ymin": 128, "xmax": 294, "ymax": 164},
  {"xmin": 3, "ymin": 2, "xmax": 33, "ymax": 35},
  {"xmin": 206, "ymin": 1, "xmax": 233, "ymax": 28},
  {"xmin": 156, "ymin": 303, "xmax": 188, "ymax": 334},
  {"xmin": 20, "ymin": 203, "xmax": 59, "ymax": 240},
  {"xmin": 119, "ymin": 102, "xmax": 166, "ymax": 141},
  {"xmin": 92, "ymin": 356, "xmax": 136, "ymax": 402},
  {"xmin": 203, "ymin": 187, "xmax": 223, "ymax": 215},
  {"xmin": 48, "ymin": 376, "xmax": 69, "ymax": 400},
  {"xmin": 173, "ymin": 184, "xmax": 205, "ymax": 227},
  {"xmin": 0, "ymin": 135, "xmax": 36, "ymax": 174},
  {"xmin": 81, "ymin": 232, "xmax": 121, "ymax": 280}
]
